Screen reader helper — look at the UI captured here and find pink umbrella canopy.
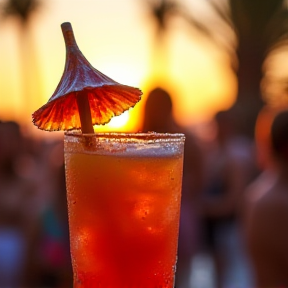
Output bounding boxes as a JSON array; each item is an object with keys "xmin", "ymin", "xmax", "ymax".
[{"xmin": 32, "ymin": 22, "xmax": 142, "ymax": 133}]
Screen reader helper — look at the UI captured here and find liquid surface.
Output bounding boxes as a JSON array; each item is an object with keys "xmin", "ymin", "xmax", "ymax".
[{"xmin": 65, "ymin": 147, "xmax": 183, "ymax": 288}]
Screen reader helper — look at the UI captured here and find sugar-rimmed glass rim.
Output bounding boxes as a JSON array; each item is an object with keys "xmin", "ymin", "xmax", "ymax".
[{"xmin": 64, "ymin": 131, "xmax": 185, "ymax": 143}]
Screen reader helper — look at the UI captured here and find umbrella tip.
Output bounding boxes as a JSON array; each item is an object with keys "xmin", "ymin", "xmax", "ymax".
[
  {"xmin": 61, "ymin": 22, "xmax": 72, "ymax": 32},
  {"xmin": 61, "ymin": 22, "xmax": 77, "ymax": 47}
]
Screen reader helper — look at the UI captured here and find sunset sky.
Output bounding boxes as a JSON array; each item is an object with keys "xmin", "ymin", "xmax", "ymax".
[{"xmin": 0, "ymin": 0, "xmax": 238, "ymax": 136}]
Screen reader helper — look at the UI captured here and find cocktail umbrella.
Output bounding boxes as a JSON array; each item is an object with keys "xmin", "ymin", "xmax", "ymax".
[{"xmin": 32, "ymin": 22, "xmax": 142, "ymax": 133}]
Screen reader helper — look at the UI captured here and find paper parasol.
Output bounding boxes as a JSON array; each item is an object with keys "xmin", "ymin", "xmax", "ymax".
[{"xmin": 32, "ymin": 22, "xmax": 142, "ymax": 133}]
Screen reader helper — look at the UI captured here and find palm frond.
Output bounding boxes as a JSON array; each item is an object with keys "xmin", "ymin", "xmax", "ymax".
[
  {"xmin": 1, "ymin": 0, "xmax": 41, "ymax": 22},
  {"xmin": 209, "ymin": 0, "xmax": 234, "ymax": 28}
]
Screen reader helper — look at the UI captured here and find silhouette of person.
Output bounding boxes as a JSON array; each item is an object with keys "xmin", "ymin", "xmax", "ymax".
[
  {"xmin": 246, "ymin": 109, "xmax": 288, "ymax": 287},
  {"xmin": 142, "ymin": 87, "xmax": 176, "ymax": 133},
  {"xmin": 142, "ymin": 87, "xmax": 204, "ymax": 288}
]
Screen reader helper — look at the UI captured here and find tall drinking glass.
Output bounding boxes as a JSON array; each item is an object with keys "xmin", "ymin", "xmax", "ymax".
[{"xmin": 64, "ymin": 132, "xmax": 185, "ymax": 288}]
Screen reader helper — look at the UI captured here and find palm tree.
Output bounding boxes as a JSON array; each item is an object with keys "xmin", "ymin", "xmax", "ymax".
[
  {"xmin": 219, "ymin": 0, "xmax": 288, "ymax": 136},
  {"xmin": 1, "ymin": 0, "xmax": 43, "ymax": 123},
  {"xmin": 1, "ymin": 0, "xmax": 40, "ymax": 22},
  {"xmin": 143, "ymin": 0, "xmax": 288, "ymax": 137},
  {"xmin": 141, "ymin": 0, "xmax": 182, "ymax": 79}
]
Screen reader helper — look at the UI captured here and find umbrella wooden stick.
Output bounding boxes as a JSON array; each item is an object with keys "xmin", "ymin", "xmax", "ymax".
[{"xmin": 76, "ymin": 91, "xmax": 94, "ymax": 133}]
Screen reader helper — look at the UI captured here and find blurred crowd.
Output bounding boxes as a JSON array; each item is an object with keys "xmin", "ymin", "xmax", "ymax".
[
  {"xmin": 1, "ymin": 87, "xmax": 288, "ymax": 287},
  {"xmin": 0, "ymin": 121, "xmax": 73, "ymax": 287}
]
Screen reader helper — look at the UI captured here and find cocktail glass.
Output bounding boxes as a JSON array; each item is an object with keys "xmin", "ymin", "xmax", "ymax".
[{"xmin": 64, "ymin": 132, "xmax": 185, "ymax": 288}]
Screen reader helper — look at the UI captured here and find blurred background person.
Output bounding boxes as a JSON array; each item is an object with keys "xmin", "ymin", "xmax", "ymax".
[
  {"xmin": 241, "ymin": 104, "xmax": 288, "ymax": 241},
  {"xmin": 200, "ymin": 109, "xmax": 256, "ymax": 288},
  {"xmin": 142, "ymin": 87, "xmax": 204, "ymax": 288},
  {"xmin": 31, "ymin": 141, "xmax": 73, "ymax": 287},
  {"xmin": 239, "ymin": 105, "xmax": 281, "ymax": 287},
  {"xmin": 245, "ymin": 109, "xmax": 288, "ymax": 287},
  {"xmin": 0, "ymin": 121, "xmax": 38, "ymax": 287}
]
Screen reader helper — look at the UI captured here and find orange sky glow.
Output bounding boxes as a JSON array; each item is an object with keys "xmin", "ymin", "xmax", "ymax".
[{"xmin": 0, "ymin": 0, "xmax": 238, "ymax": 138}]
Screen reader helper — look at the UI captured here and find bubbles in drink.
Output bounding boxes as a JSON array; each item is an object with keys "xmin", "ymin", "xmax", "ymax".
[
  {"xmin": 133, "ymin": 195, "xmax": 152, "ymax": 221},
  {"xmin": 72, "ymin": 227, "xmax": 91, "ymax": 269}
]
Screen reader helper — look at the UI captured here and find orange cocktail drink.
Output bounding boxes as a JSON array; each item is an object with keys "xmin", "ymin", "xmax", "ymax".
[{"xmin": 64, "ymin": 132, "xmax": 185, "ymax": 288}]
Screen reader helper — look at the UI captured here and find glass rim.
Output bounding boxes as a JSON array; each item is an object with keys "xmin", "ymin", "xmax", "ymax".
[{"xmin": 64, "ymin": 131, "xmax": 185, "ymax": 142}]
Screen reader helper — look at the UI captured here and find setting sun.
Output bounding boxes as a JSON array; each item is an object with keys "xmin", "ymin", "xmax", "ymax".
[{"xmin": 95, "ymin": 111, "xmax": 130, "ymax": 132}]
